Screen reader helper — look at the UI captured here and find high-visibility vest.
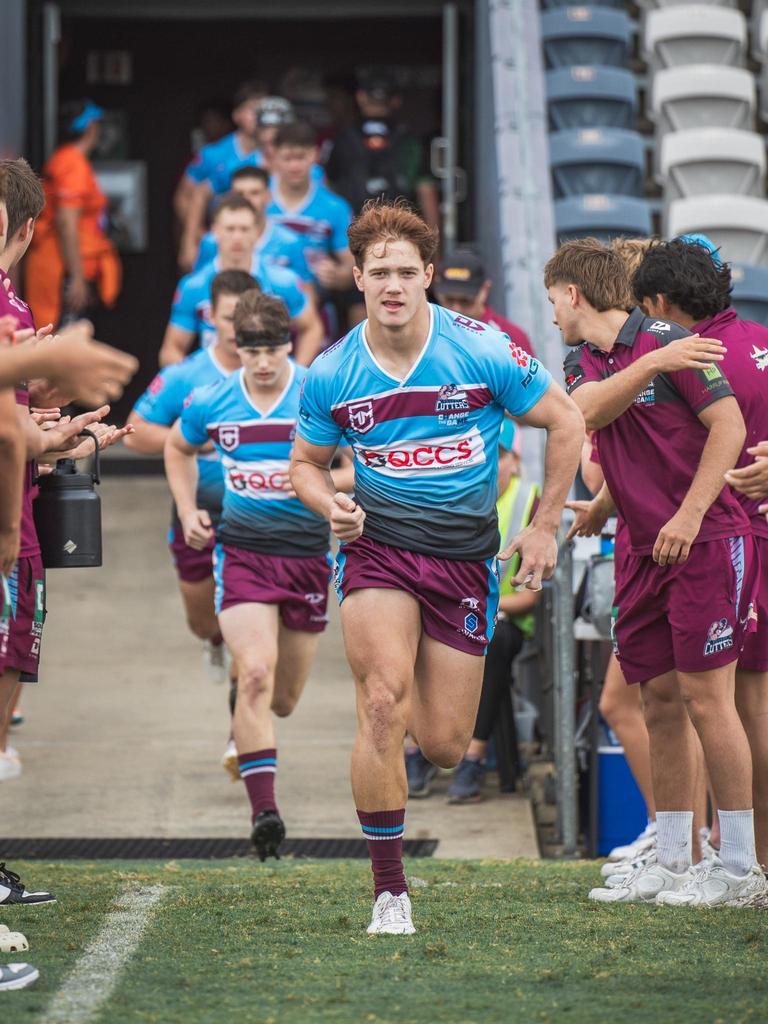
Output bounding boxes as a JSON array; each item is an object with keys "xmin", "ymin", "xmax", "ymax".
[{"xmin": 496, "ymin": 474, "xmax": 541, "ymax": 639}]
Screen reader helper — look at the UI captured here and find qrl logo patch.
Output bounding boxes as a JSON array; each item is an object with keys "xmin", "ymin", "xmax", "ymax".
[
  {"xmin": 348, "ymin": 400, "xmax": 375, "ymax": 434},
  {"xmin": 218, "ymin": 425, "xmax": 240, "ymax": 452}
]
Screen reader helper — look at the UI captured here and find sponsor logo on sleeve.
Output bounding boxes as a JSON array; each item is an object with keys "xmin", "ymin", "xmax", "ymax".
[
  {"xmin": 521, "ymin": 360, "xmax": 540, "ymax": 390},
  {"xmin": 354, "ymin": 426, "xmax": 486, "ymax": 477},
  {"xmin": 750, "ymin": 345, "xmax": 768, "ymax": 371},
  {"xmin": 648, "ymin": 321, "xmax": 672, "ymax": 333},
  {"xmin": 703, "ymin": 618, "xmax": 734, "ymax": 656},
  {"xmin": 148, "ymin": 374, "xmax": 164, "ymax": 396},
  {"xmin": 634, "ymin": 383, "xmax": 655, "ymax": 405},
  {"xmin": 453, "ymin": 314, "xmax": 486, "ymax": 332},
  {"xmin": 564, "ymin": 366, "xmax": 584, "ymax": 391},
  {"xmin": 509, "ymin": 343, "xmax": 529, "ymax": 368}
]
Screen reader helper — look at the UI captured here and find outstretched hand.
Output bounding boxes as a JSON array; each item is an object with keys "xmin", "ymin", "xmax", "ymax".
[{"xmin": 499, "ymin": 524, "xmax": 558, "ymax": 591}]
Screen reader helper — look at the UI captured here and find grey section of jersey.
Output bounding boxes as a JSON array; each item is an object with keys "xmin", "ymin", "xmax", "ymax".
[{"xmin": 218, "ymin": 510, "xmax": 330, "ymax": 558}]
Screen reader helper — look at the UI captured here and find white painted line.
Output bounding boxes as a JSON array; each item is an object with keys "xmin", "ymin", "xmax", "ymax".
[{"xmin": 44, "ymin": 884, "xmax": 166, "ymax": 1024}]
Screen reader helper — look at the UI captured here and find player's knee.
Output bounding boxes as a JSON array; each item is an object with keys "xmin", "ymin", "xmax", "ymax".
[
  {"xmin": 598, "ymin": 689, "xmax": 620, "ymax": 727},
  {"xmin": 420, "ymin": 730, "xmax": 469, "ymax": 770},
  {"xmin": 360, "ymin": 682, "xmax": 407, "ymax": 743},
  {"xmin": 642, "ymin": 687, "xmax": 685, "ymax": 732},
  {"xmin": 238, "ymin": 660, "xmax": 273, "ymax": 704},
  {"xmin": 186, "ymin": 613, "xmax": 215, "ymax": 640},
  {"xmin": 271, "ymin": 694, "xmax": 297, "ymax": 718}
]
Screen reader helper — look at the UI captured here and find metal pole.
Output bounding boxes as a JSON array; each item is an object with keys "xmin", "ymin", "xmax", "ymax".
[
  {"xmin": 553, "ymin": 535, "xmax": 578, "ymax": 856},
  {"xmin": 441, "ymin": 2, "xmax": 459, "ymax": 255},
  {"xmin": 43, "ymin": 3, "xmax": 61, "ymax": 160}
]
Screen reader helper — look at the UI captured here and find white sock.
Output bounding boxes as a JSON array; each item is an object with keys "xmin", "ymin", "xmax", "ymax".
[
  {"xmin": 655, "ymin": 811, "xmax": 693, "ymax": 873},
  {"xmin": 718, "ymin": 809, "xmax": 756, "ymax": 876}
]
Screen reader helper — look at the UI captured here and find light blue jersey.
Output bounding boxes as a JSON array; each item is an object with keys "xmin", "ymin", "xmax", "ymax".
[
  {"xmin": 135, "ymin": 347, "xmax": 233, "ymax": 517},
  {"xmin": 298, "ymin": 304, "xmax": 551, "ymax": 560},
  {"xmin": 169, "ymin": 254, "xmax": 308, "ymax": 347},
  {"xmin": 185, "ymin": 133, "xmax": 256, "ymax": 186},
  {"xmin": 193, "ymin": 220, "xmax": 311, "ymax": 281},
  {"xmin": 180, "ymin": 363, "xmax": 330, "ymax": 556},
  {"xmin": 267, "ymin": 183, "xmax": 352, "ymax": 281},
  {"xmin": 207, "ymin": 151, "xmax": 325, "ymax": 195}
]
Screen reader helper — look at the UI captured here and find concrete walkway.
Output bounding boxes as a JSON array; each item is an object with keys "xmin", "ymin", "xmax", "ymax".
[{"xmin": 2, "ymin": 478, "xmax": 538, "ymax": 860}]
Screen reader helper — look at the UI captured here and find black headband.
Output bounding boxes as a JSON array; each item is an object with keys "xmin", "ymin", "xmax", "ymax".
[{"xmin": 235, "ymin": 328, "xmax": 291, "ymax": 348}]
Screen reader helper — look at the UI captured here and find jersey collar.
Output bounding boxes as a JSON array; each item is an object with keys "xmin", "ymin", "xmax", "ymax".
[
  {"xmin": 586, "ymin": 307, "xmax": 642, "ymax": 352},
  {"xmin": 254, "ymin": 219, "xmax": 275, "ymax": 254},
  {"xmin": 360, "ymin": 303, "xmax": 435, "ymax": 387},
  {"xmin": 238, "ymin": 360, "xmax": 295, "ymax": 419},
  {"xmin": 272, "ymin": 181, "xmax": 318, "ymax": 217}
]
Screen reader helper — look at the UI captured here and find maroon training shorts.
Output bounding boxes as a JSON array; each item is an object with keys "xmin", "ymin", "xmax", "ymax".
[
  {"xmin": 168, "ymin": 522, "xmax": 215, "ymax": 584},
  {"xmin": 3, "ymin": 555, "xmax": 46, "ymax": 680},
  {"xmin": 739, "ymin": 534, "xmax": 768, "ymax": 673}
]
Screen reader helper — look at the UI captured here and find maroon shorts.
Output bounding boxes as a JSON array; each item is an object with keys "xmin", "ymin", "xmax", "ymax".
[
  {"xmin": 168, "ymin": 523, "xmax": 215, "ymax": 584},
  {"xmin": 213, "ymin": 543, "xmax": 331, "ymax": 632},
  {"xmin": 333, "ymin": 535, "xmax": 500, "ymax": 656},
  {"xmin": 613, "ymin": 535, "xmax": 759, "ymax": 684},
  {"xmin": 739, "ymin": 534, "xmax": 768, "ymax": 672},
  {"xmin": 3, "ymin": 555, "xmax": 46, "ymax": 681}
]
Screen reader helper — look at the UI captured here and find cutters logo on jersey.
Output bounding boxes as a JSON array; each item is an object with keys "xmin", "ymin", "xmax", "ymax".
[
  {"xmin": 355, "ymin": 426, "xmax": 486, "ymax": 478},
  {"xmin": 453, "ymin": 314, "xmax": 485, "ymax": 333},
  {"xmin": 223, "ymin": 457, "xmax": 291, "ymax": 499},
  {"xmin": 435, "ymin": 384, "xmax": 470, "ymax": 414},
  {"xmin": 217, "ymin": 425, "xmax": 240, "ymax": 452}
]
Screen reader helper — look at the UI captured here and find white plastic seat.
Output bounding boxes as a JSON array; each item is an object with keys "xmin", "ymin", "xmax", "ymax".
[
  {"xmin": 666, "ymin": 195, "xmax": 768, "ymax": 265},
  {"xmin": 659, "ymin": 128, "xmax": 765, "ymax": 200},
  {"xmin": 650, "ymin": 65, "xmax": 755, "ymax": 138},
  {"xmin": 756, "ymin": 7, "xmax": 768, "ymax": 61},
  {"xmin": 636, "ymin": 0, "xmax": 736, "ymax": 7},
  {"xmin": 643, "ymin": 5, "xmax": 747, "ymax": 70},
  {"xmin": 730, "ymin": 262, "xmax": 768, "ymax": 326}
]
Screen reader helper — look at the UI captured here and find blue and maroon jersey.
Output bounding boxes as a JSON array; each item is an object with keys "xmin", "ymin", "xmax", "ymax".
[
  {"xmin": 267, "ymin": 183, "xmax": 352, "ymax": 281},
  {"xmin": 180, "ymin": 363, "xmax": 329, "ymax": 556},
  {"xmin": 693, "ymin": 307, "xmax": 768, "ymax": 539},
  {"xmin": 297, "ymin": 303, "xmax": 552, "ymax": 561},
  {"xmin": 564, "ymin": 307, "xmax": 751, "ymax": 555},
  {"xmin": 193, "ymin": 220, "xmax": 311, "ymax": 281}
]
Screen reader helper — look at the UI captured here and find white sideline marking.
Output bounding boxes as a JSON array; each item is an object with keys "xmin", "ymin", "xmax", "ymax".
[{"xmin": 44, "ymin": 884, "xmax": 166, "ymax": 1023}]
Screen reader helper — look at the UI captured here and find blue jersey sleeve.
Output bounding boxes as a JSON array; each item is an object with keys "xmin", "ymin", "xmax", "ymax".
[
  {"xmin": 169, "ymin": 275, "xmax": 198, "ymax": 333},
  {"xmin": 297, "ymin": 366, "xmax": 343, "ymax": 448},
  {"xmin": 179, "ymin": 389, "xmax": 211, "ymax": 447},
  {"xmin": 486, "ymin": 333, "xmax": 551, "ymax": 416},
  {"xmin": 134, "ymin": 365, "xmax": 190, "ymax": 425},
  {"xmin": 286, "ymin": 235, "xmax": 312, "ymax": 282},
  {"xmin": 193, "ymin": 233, "xmax": 217, "ymax": 273}
]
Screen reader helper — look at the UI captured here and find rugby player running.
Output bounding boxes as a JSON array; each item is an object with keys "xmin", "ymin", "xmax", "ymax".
[{"xmin": 290, "ymin": 202, "xmax": 584, "ymax": 935}]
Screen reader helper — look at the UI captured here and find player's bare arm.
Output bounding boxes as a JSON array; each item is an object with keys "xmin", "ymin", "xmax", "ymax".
[
  {"xmin": 123, "ymin": 410, "xmax": 172, "ymax": 455},
  {"xmin": 0, "ymin": 386, "xmax": 24, "ymax": 575},
  {"xmin": 290, "ymin": 437, "xmax": 366, "ymax": 541},
  {"xmin": 571, "ymin": 335, "xmax": 726, "ymax": 431},
  {"xmin": 725, "ymin": 439, "xmax": 768, "ymax": 500},
  {"xmin": 654, "ymin": 396, "xmax": 746, "ymax": 567},
  {"xmin": 566, "ymin": 481, "xmax": 617, "ymax": 540},
  {"xmin": 499, "ymin": 382, "xmax": 584, "ymax": 590},
  {"xmin": 178, "ymin": 181, "xmax": 212, "ymax": 273},
  {"xmin": 164, "ymin": 421, "xmax": 212, "ymax": 550},
  {"xmin": 159, "ymin": 323, "xmax": 195, "ymax": 368}
]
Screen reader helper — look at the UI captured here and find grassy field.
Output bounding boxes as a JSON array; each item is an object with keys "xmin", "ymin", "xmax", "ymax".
[{"xmin": 4, "ymin": 858, "xmax": 767, "ymax": 1024}]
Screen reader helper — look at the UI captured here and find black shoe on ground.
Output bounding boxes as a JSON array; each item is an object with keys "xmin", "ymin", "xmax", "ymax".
[
  {"xmin": 0, "ymin": 863, "xmax": 55, "ymax": 906},
  {"xmin": 405, "ymin": 749, "xmax": 437, "ymax": 798},
  {"xmin": 251, "ymin": 811, "xmax": 285, "ymax": 862}
]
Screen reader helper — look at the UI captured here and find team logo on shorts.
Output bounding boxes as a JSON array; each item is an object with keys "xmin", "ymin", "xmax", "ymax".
[
  {"xmin": 464, "ymin": 613, "xmax": 479, "ymax": 634},
  {"xmin": 218, "ymin": 425, "xmax": 240, "ymax": 452},
  {"xmin": 704, "ymin": 618, "xmax": 734, "ymax": 656},
  {"xmin": 460, "ymin": 596, "xmax": 480, "ymax": 611},
  {"xmin": 304, "ymin": 592, "xmax": 324, "ymax": 605},
  {"xmin": 348, "ymin": 401, "xmax": 375, "ymax": 434}
]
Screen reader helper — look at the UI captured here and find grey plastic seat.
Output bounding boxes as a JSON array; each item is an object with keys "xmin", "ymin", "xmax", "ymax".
[
  {"xmin": 550, "ymin": 128, "xmax": 646, "ymax": 197},
  {"xmin": 730, "ymin": 263, "xmax": 768, "ymax": 326},
  {"xmin": 546, "ymin": 66, "xmax": 638, "ymax": 130},
  {"xmin": 751, "ymin": 2, "xmax": 768, "ymax": 60},
  {"xmin": 659, "ymin": 128, "xmax": 765, "ymax": 199},
  {"xmin": 666, "ymin": 195, "xmax": 768, "ymax": 265},
  {"xmin": 555, "ymin": 194, "xmax": 653, "ymax": 242},
  {"xmin": 642, "ymin": 5, "xmax": 747, "ymax": 70},
  {"xmin": 650, "ymin": 65, "xmax": 755, "ymax": 139},
  {"xmin": 542, "ymin": 0, "xmax": 628, "ymax": 7},
  {"xmin": 541, "ymin": 7, "xmax": 632, "ymax": 69}
]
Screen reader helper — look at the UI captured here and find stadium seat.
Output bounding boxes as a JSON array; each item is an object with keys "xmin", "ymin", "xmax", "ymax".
[
  {"xmin": 541, "ymin": 7, "xmax": 632, "ymax": 69},
  {"xmin": 666, "ymin": 195, "xmax": 768, "ymax": 265},
  {"xmin": 555, "ymin": 194, "xmax": 652, "ymax": 242},
  {"xmin": 751, "ymin": 2, "xmax": 768, "ymax": 60},
  {"xmin": 637, "ymin": 0, "xmax": 737, "ymax": 7},
  {"xmin": 541, "ymin": 0, "xmax": 627, "ymax": 7},
  {"xmin": 642, "ymin": 5, "xmax": 747, "ymax": 70},
  {"xmin": 549, "ymin": 128, "xmax": 646, "ymax": 198},
  {"xmin": 659, "ymin": 128, "xmax": 765, "ymax": 200},
  {"xmin": 730, "ymin": 262, "xmax": 768, "ymax": 325},
  {"xmin": 545, "ymin": 66, "xmax": 637, "ymax": 130},
  {"xmin": 650, "ymin": 65, "xmax": 755, "ymax": 137}
]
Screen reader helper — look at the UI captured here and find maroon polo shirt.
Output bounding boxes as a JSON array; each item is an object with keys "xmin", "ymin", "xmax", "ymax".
[
  {"xmin": 564, "ymin": 307, "xmax": 750, "ymax": 555},
  {"xmin": 693, "ymin": 307, "xmax": 768, "ymax": 539},
  {"xmin": 0, "ymin": 268, "xmax": 40, "ymax": 559}
]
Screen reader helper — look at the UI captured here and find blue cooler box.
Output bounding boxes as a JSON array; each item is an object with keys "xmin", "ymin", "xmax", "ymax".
[{"xmin": 597, "ymin": 745, "xmax": 647, "ymax": 856}]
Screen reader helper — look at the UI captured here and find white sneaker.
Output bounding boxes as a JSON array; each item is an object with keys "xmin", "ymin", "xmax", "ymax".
[
  {"xmin": 700, "ymin": 835, "xmax": 719, "ymax": 864},
  {"xmin": 603, "ymin": 848, "xmax": 659, "ymax": 887},
  {"xmin": 0, "ymin": 963, "xmax": 39, "ymax": 991},
  {"xmin": 589, "ymin": 862, "xmax": 691, "ymax": 903},
  {"xmin": 0, "ymin": 750, "xmax": 21, "ymax": 781},
  {"xmin": 601, "ymin": 836, "xmax": 657, "ymax": 878},
  {"xmin": 366, "ymin": 891, "xmax": 416, "ymax": 935},
  {"xmin": 221, "ymin": 739, "xmax": 239, "ymax": 782},
  {"xmin": 657, "ymin": 861, "xmax": 767, "ymax": 907},
  {"xmin": 202, "ymin": 640, "xmax": 227, "ymax": 685},
  {"xmin": 0, "ymin": 930, "xmax": 28, "ymax": 953},
  {"xmin": 606, "ymin": 822, "xmax": 657, "ymax": 863}
]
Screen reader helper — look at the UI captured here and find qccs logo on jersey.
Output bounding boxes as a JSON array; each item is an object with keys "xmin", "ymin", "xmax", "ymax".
[
  {"xmin": 355, "ymin": 427, "xmax": 486, "ymax": 477},
  {"xmin": 224, "ymin": 457, "xmax": 291, "ymax": 499}
]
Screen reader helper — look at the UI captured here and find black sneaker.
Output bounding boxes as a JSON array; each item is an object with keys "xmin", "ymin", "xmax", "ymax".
[
  {"xmin": 251, "ymin": 811, "xmax": 285, "ymax": 862},
  {"xmin": 0, "ymin": 863, "xmax": 56, "ymax": 906},
  {"xmin": 0, "ymin": 963, "xmax": 39, "ymax": 991},
  {"xmin": 405, "ymin": 749, "xmax": 437, "ymax": 799},
  {"xmin": 447, "ymin": 758, "xmax": 486, "ymax": 804}
]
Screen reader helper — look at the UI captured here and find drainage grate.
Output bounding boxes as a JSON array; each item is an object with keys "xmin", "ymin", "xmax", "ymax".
[{"xmin": 1, "ymin": 837, "xmax": 438, "ymax": 860}]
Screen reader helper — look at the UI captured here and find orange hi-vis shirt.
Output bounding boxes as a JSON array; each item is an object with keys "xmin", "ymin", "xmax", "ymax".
[{"xmin": 26, "ymin": 144, "xmax": 121, "ymax": 327}]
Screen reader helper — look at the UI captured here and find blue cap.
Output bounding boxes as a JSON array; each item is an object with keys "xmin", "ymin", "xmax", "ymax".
[
  {"xmin": 499, "ymin": 418, "xmax": 518, "ymax": 453},
  {"xmin": 70, "ymin": 100, "xmax": 105, "ymax": 134},
  {"xmin": 676, "ymin": 232, "xmax": 722, "ymax": 267}
]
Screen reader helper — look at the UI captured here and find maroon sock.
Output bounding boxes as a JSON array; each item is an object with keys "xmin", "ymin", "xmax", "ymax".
[
  {"xmin": 238, "ymin": 749, "xmax": 277, "ymax": 821},
  {"xmin": 210, "ymin": 631, "xmax": 224, "ymax": 647},
  {"xmin": 357, "ymin": 809, "xmax": 407, "ymax": 898}
]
